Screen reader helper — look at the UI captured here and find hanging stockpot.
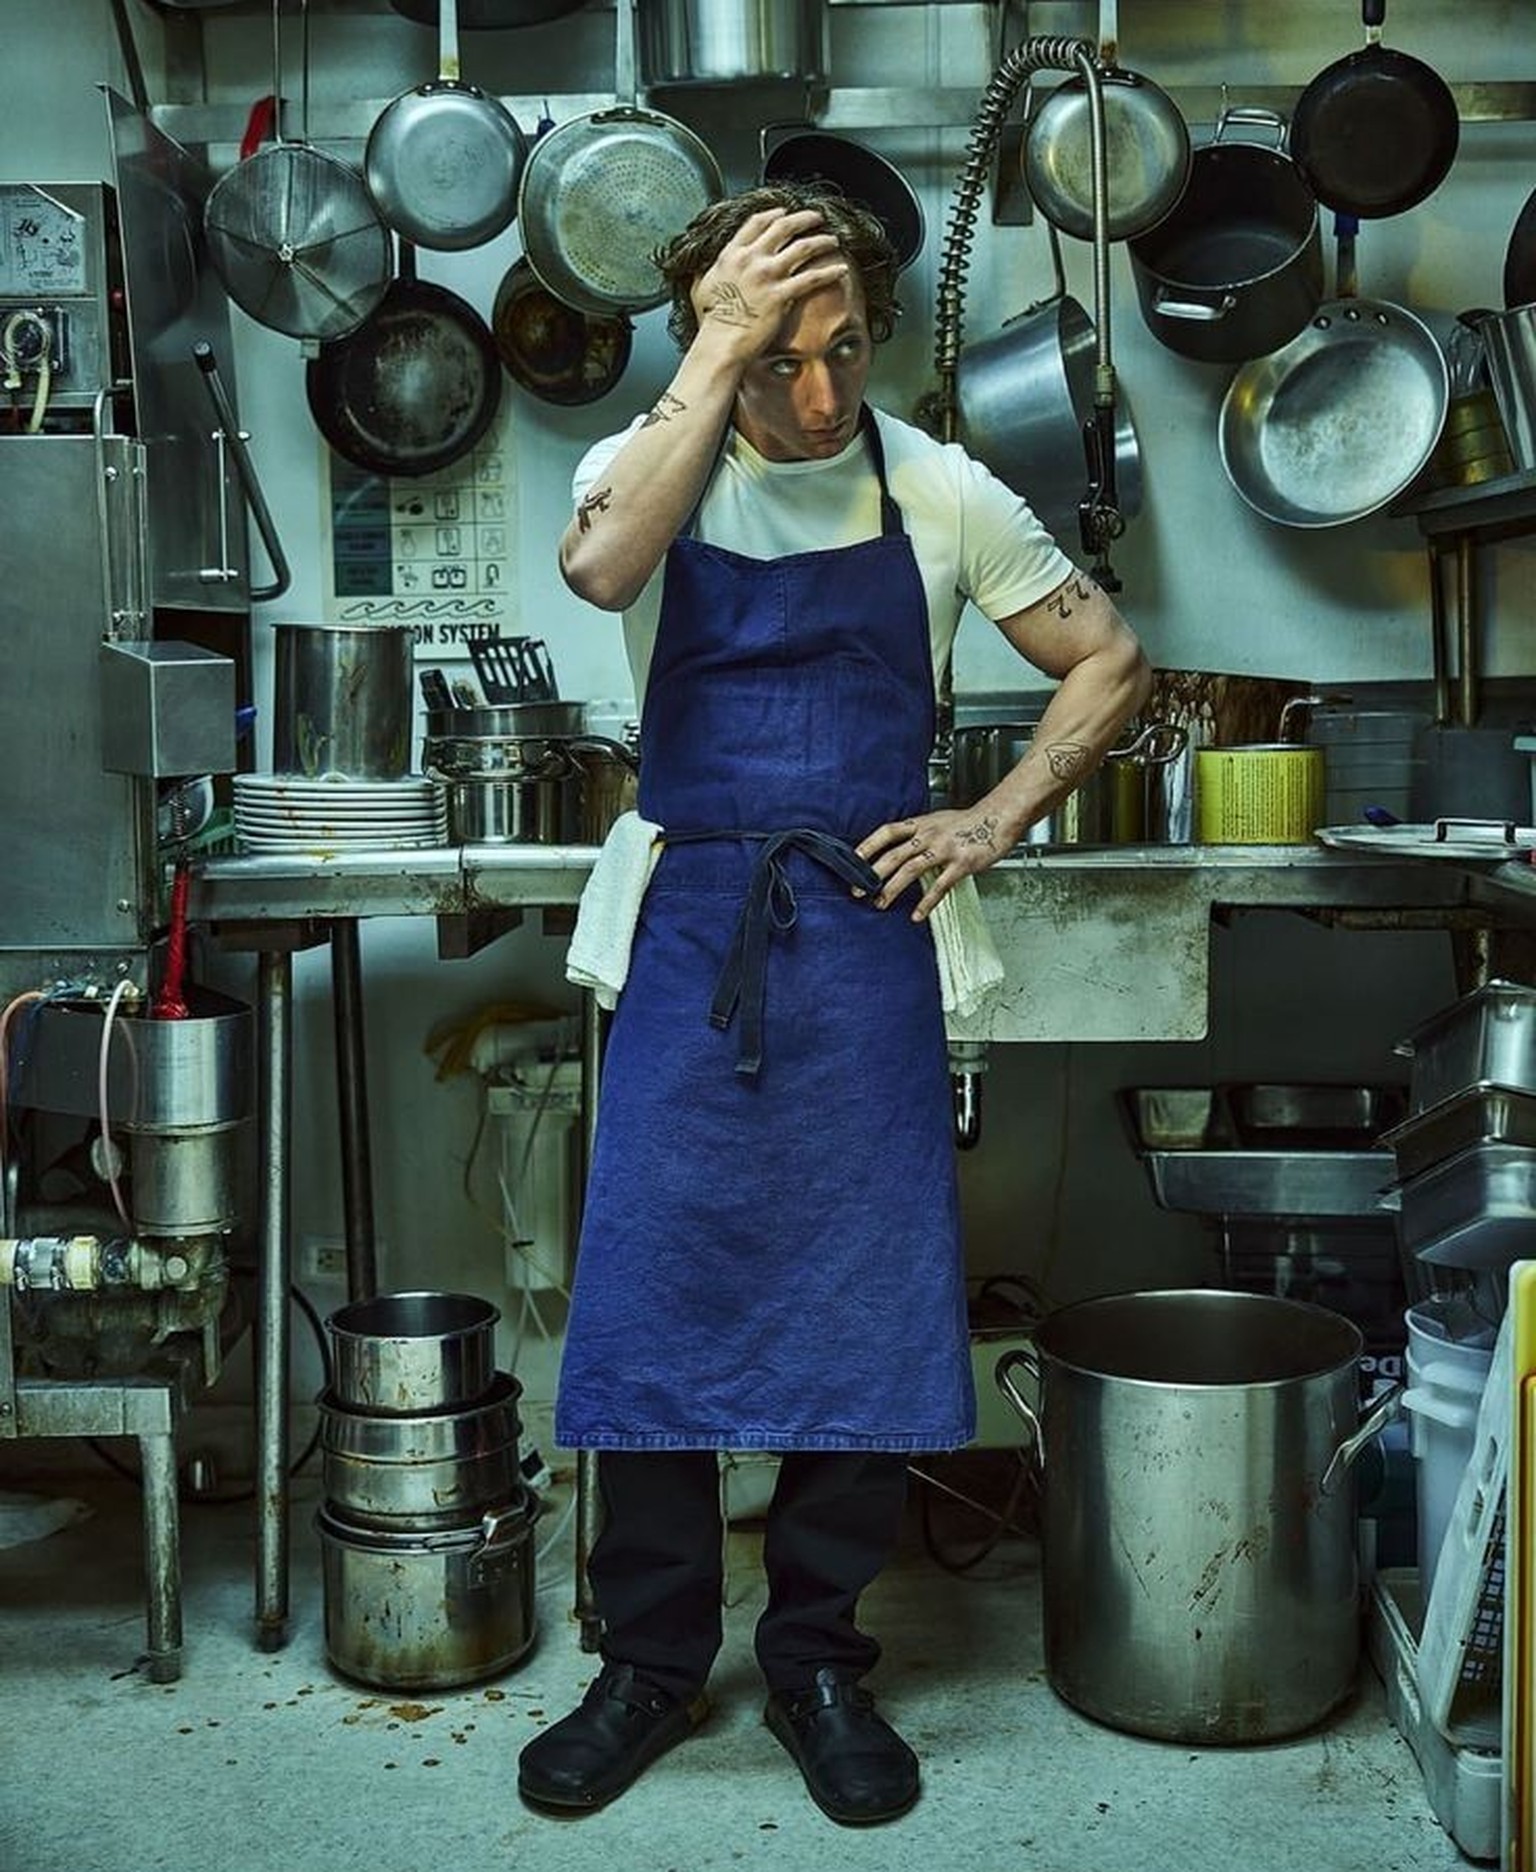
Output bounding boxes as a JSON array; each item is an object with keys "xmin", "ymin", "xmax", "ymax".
[
  {"xmin": 204, "ymin": 0, "xmax": 392, "ymax": 340},
  {"xmin": 1127, "ymin": 107, "xmax": 1324, "ymax": 364},
  {"xmin": 638, "ymin": 0, "xmax": 828, "ymax": 87},
  {"xmin": 364, "ymin": 0, "xmax": 528, "ymax": 251},
  {"xmin": 1021, "ymin": 0, "xmax": 1191, "ymax": 243},
  {"xmin": 516, "ymin": 0, "xmax": 724, "ymax": 315}
]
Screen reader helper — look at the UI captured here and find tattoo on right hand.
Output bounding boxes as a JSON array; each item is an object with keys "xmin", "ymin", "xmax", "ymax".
[{"xmin": 703, "ymin": 283, "xmax": 757, "ymax": 329}]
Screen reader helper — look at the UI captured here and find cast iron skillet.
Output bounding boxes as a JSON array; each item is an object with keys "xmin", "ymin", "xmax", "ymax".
[
  {"xmin": 761, "ymin": 130, "xmax": 925, "ymax": 273},
  {"xmin": 305, "ymin": 243, "xmax": 503, "ymax": 479},
  {"xmin": 1289, "ymin": 0, "xmax": 1459, "ymax": 219},
  {"xmin": 491, "ymin": 257, "xmax": 632, "ymax": 406},
  {"xmin": 1505, "ymin": 186, "xmax": 1536, "ymax": 308}
]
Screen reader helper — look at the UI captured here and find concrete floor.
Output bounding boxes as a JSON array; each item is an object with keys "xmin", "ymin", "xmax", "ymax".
[{"xmin": 0, "ymin": 1446, "xmax": 1482, "ymax": 1872}]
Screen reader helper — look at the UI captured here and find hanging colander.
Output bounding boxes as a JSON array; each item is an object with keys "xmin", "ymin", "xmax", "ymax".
[{"xmin": 204, "ymin": 0, "xmax": 392, "ymax": 341}]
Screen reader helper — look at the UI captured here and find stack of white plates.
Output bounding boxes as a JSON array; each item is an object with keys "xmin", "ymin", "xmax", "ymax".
[{"xmin": 234, "ymin": 775, "xmax": 448, "ymax": 853}]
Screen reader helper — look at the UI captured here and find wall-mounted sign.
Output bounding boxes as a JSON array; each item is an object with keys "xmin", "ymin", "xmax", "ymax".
[{"xmin": 322, "ymin": 418, "xmax": 519, "ymax": 655}]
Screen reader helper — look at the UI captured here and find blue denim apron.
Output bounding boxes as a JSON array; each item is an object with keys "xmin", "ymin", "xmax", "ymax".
[{"xmin": 555, "ymin": 414, "xmax": 975, "ymax": 1452}]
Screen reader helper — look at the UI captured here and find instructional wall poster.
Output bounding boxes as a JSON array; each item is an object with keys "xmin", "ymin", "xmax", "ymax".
[{"xmin": 321, "ymin": 412, "xmax": 520, "ymax": 656}]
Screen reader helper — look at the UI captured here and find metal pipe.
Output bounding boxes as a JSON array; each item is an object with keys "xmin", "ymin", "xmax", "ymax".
[
  {"xmin": 330, "ymin": 921, "xmax": 378, "ymax": 1302},
  {"xmin": 1455, "ymin": 535, "xmax": 1478, "ymax": 728},
  {"xmin": 255, "ymin": 950, "xmax": 292, "ymax": 1653}
]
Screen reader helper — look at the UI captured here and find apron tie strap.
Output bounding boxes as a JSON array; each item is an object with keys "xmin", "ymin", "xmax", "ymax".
[{"xmin": 668, "ymin": 828, "xmax": 883, "ymax": 1078}]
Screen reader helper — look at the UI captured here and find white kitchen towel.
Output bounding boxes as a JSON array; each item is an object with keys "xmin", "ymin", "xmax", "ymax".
[
  {"xmin": 564, "ymin": 809, "xmax": 664, "ymax": 1008},
  {"xmin": 930, "ymin": 874, "xmax": 1007, "ymax": 1018}
]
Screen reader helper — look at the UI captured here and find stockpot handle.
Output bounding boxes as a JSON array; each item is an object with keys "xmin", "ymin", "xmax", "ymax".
[
  {"xmin": 1213, "ymin": 104, "xmax": 1290, "ymax": 149},
  {"xmin": 1151, "ymin": 287, "xmax": 1238, "ymax": 324},
  {"xmin": 1112, "ymin": 720, "xmax": 1187, "ymax": 765},
  {"xmin": 566, "ymin": 733, "xmax": 640, "ymax": 774},
  {"xmin": 1320, "ymin": 1381, "xmax": 1402, "ymax": 1497},
  {"xmin": 994, "ymin": 1346, "xmax": 1045, "ymax": 1469}
]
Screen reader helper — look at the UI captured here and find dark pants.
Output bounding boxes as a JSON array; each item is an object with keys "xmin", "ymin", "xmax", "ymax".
[{"xmin": 588, "ymin": 1449, "xmax": 910, "ymax": 1698}]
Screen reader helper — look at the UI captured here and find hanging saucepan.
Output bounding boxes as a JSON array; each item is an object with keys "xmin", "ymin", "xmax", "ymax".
[
  {"xmin": 1288, "ymin": 0, "xmax": 1459, "ymax": 220},
  {"xmin": 955, "ymin": 227, "xmax": 1142, "ymax": 542},
  {"xmin": 389, "ymin": 0, "xmax": 586, "ymax": 23},
  {"xmin": 203, "ymin": 0, "xmax": 392, "ymax": 341},
  {"xmin": 1218, "ymin": 216, "xmax": 1449, "ymax": 528},
  {"xmin": 1127, "ymin": 107, "xmax": 1323, "ymax": 364},
  {"xmin": 760, "ymin": 128, "xmax": 924, "ymax": 273},
  {"xmin": 365, "ymin": 0, "xmax": 528, "ymax": 252},
  {"xmin": 516, "ymin": 0, "xmax": 724, "ymax": 315},
  {"xmin": 305, "ymin": 241, "xmax": 503, "ymax": 478},
  {"xmin": 1021, "ymin": 0, "xmax": 1189, "ymax": 245},
  {"xmin": 491, "ymin": 256, "xmax": 632, "ymax": 405}
]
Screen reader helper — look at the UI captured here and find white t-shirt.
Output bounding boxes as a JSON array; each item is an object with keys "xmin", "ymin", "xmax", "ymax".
[{"xmin": 570, "ymin": 407, "xmax": 1075, "ymax": 701}]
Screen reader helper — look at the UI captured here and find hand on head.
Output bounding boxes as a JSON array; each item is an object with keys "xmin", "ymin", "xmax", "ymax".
[{"xmin": 690, "ymin": 208, "xmax": 850, "ymax": 359}]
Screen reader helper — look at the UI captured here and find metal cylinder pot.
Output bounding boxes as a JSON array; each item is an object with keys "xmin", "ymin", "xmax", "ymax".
[
  {"xmin": 327, "ymin": 1290, "xmax": 500, "ymax": 1415},
  {"xmin": 273, "ymin": 622, "xmax": 414, "ymax": 781},
  {"xmin": 317, "ymin": 1498, "xmax": 536, "ymax": 1690},
  {"xmin": 640, "ymin": 0, "xmax": 826, "ymax": 86},
  {"xmin": 319, "ymin": 1372, "xmax": 522, "ymax": 1529},
  {"xmin": 997, "ymin": 1289, "xmax": 1398, "ymax": 1744},
  {"xmin": 1127, "ymin": 110, "xmax": 1323, "ymax": 364}
]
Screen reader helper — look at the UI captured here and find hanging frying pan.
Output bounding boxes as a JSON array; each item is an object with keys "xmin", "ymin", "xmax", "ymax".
[
  {"xmin": 365, "ymin": 0, "xmax": 528, "ymax": 252},
  {"xmin": 305, "ymin": 242, "xmax": 503, "ymax": 478},
  {"xmin": 204, "ymin": 0, "xmax": 391, "ymax": 340},
  {"xmin": 1020, "ymin": 0, "xmax": 1191, "ymax": 244},
  {"xmin": 1504, "ymin": 185, "xmax": 1536, "ymax": 309},
  {"xmin": 760, "ymin": 128, "xmax": 925, "ymax": 273},
  {"xmin": 491, "ymin": 257, "xmax": 632, "ymax": 405},
  {"xmin": 516, "ymin": 0, "xmax": 723, "ymax": 315},
  {"xmin": 1289, "ymin": 0, "xmax": 1459, "ymax": 219}
]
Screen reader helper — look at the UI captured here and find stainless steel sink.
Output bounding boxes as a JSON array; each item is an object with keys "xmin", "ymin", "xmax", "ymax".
[{"xmin": 1142, "ymin": 1149, "xmax": 1396, "ymax": 1218}]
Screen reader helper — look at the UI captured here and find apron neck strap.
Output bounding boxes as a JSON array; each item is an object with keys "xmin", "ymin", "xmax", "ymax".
[{"xmin": 681, "ymin": 404, "xmax": 904, "ymax": 539}]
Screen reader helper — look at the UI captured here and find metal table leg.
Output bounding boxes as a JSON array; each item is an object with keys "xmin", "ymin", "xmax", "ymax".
[
  {"xmin": 330, "ymin": 919, "xmax": 378, "ymax": 1303},
  {"xmin": 255, "ymin": 949, "xmax": 292, "ymax": 1652},
  {"xmin": 574, "ymin": 988, "xmax": 604, "ymax": 1651},
  {"xmin": 137, "ymin": 1420, "xmax": 183, "ymax": 1682}
]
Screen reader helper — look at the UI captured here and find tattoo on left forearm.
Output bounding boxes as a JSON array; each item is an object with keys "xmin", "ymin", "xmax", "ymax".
[
  {"xmin": 640, "ymin": 392, "xmax": 687, "ymax": 429},
  {"xmin": 1045, "ymin": 742, "xmax": 1089, "ymax": 781},
  {"xmin": 575, "ymin": 486, "xmax": 613, "ymax": 533},
  {"xmin": 957, "ymin": 815, "xmax": 1000, "ymax": 852},
  {"xmin": 1046, "ymin": 575, "xmax": 1100, "ymax": 622}
]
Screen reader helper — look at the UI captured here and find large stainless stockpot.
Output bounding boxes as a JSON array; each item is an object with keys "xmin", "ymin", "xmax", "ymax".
[
  {"xmin": 319, "ymin": 1372, "xmax": 522, "ymax": 1529},
  {"xmin": 997, "ymin": 1289, "xmax": 1397, "ymax": 1743},
  {"xmin": 327, "ymin": 1290, "xmax": 500, "ymax": 1416}
]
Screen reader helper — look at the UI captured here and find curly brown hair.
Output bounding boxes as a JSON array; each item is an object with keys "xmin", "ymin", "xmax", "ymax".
[{"xmin": 653, "ymin": 182, "xmax": 902, "ymax": 353}]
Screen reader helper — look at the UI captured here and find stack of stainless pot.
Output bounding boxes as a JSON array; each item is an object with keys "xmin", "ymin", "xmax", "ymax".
[
  {"xmin": 422, "ymin": 700, "xmax": 637, "ymax": 844},
  {"xmin": 316, "ymin": 1291, "xmax": 537, "ymax": 1690}
]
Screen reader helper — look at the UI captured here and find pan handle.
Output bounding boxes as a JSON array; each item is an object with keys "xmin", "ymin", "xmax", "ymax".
[
  {"xmin": 194, "ymin": 342, "xmax": 291, "ymax": 603},
  {"xmin": 1151, "ymin": 287, "xmax": 1239, "ymax": 323}
]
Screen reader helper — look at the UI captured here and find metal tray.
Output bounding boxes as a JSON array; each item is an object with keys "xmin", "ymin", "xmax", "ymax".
[
  {"xmin": 1227, "ymin": 1081, "xmax": 1405, "ymax": 1146},
  {"xmin": 1143, "ymin": 1148, "xmax": 1396, "ymax": 1219},
  {"xmin": 1396, "ymin": 979, "xmax": 1536, "ymax": 1114},
  {"xmin": 1383, "ymin": 1081, "xmax": 1536, "ymax": 1180},
  {"xmin": 1388, "ymin": 1140, "xmax": 1536, "ymax": 1267}
]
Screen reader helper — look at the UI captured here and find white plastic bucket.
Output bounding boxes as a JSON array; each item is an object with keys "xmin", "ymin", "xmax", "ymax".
[{"xmin": 1400, "ymin": 1298, "xmax": 1497, "ymax": 1593}]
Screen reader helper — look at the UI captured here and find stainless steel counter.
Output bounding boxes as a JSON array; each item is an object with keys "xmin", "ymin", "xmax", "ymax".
[{"xmin": 190, "ymin": 841, "xmax": 1488, "ymax": 1041}]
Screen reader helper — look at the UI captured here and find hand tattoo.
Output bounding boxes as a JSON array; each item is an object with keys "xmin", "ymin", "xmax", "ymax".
[
  {"xmin": 957, "ymin": 814, "xmax": 1000, "ymax": 852},
  {"xmin": 575, "ymin": 486, "xmax": 612, "ymax": 534},
  {"xmin": 640, "ymin": 391, "xmax": 687, "ymax": 430},
  {"xmin": 703, "ymin": 282, "xmax": 757, "ymax": 329},
  {"xmin": 1045, "ymin": 575, "xmax": 1101, "ymax": 621},
  {"xmin": 1045, "ymin": 742, "xmax": 1089, "ymax": 780}
]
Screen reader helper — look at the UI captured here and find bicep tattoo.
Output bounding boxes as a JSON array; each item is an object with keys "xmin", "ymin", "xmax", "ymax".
[
  {"xmin": 574, "ymin": 486, "xmax": 613, "ymax": 534},
  {"xmin": 1045, "ymin": 575, "xmax": 1101, "ymax": 622}
]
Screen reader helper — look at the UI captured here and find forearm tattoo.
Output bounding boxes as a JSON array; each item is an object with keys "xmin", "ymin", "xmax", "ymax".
[
  {"xmin": 957, "ymin": 814, "xmax": 1001, "ymax": 852},
  {"xmin": 1045, "ymin": 575, "xmax": 1101, "ymax": 621},
  {"xmin": 703, "ymin": 282, "xmax": 757, "ymax": 328},
  {"xmin": 1045, "ymin": 742, "xmax": 1090, "ymax": 781},
  {"xmin": 640, "ymin": 391, "xmax": 687, "ymax": 430},
  {"xmin": 574, "ymin": 486, "xmax": 613, "ymax": 534}
]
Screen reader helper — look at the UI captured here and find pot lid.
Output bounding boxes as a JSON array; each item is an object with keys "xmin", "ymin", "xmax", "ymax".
[{"xmin": 1315, "ymin": 820, "xmax": 1536, "ymax": 859}]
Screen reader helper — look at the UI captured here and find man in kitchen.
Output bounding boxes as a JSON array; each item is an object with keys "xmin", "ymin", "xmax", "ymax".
[{"xmin": 517, "ymin": 182, "xmax": 1149, "ymax": 1826}]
